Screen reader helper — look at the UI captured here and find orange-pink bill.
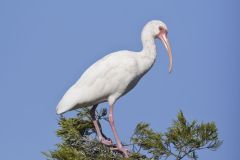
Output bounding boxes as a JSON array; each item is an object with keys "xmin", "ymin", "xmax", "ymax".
[{"xmin": 158, "ymin": 31, "xmax": 173, "ymax": 73}]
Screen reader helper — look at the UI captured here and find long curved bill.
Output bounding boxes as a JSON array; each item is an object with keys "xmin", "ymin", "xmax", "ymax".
[{"xmin": 158, "ymin": 32, "xmax": 173, "ymax": 73}]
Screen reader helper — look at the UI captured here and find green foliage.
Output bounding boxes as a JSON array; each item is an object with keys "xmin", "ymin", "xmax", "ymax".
[
  {"xmin": 132, "ymin": 111, "xmax": 222, "ymax": 160},
  {"xmin": 43, "ymin": 109, "xmax": 222, "ymax": 160}
]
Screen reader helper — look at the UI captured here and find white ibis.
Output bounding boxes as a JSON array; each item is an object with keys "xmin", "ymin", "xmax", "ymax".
[{"xmin": 56, "ymin": 20, "xmax": 173, "ymax": 157}]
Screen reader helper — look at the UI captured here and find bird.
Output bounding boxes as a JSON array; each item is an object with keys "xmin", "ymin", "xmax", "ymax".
[{"xmin": 56, "ymin": 20, "xmax": 173, "ymax": 157}]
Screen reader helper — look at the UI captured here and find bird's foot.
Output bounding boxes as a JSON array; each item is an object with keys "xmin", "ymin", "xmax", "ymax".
[
  {"xmin": 111, "ymin": 146, "xmax": 130, "ymax": 158},
  {"xmin": 100, "ymin": 138, "xmax": 113, "ymax": 146}
]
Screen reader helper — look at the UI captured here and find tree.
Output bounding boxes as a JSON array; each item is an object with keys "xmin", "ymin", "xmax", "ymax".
[{"xmin": 43, "ymin": 108, "xmax": 222, "ymax": 160}]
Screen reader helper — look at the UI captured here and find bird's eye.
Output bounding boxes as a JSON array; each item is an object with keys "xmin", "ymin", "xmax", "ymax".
[{"xmin": 159, "ymin": 27, "xmax": 163, "ymax": 31}]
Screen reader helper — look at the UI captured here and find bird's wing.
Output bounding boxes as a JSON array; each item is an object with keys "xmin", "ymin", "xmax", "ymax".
[
  {"xmin": 57, "ymin": 51, "xmax": 139, "ymax": 114},
  {"xmin": 75, "ymin": 51, "xmax": 138, "ymax": 88},
  {"xmin": 74, "ymin": 50, "xmax": 139, "ymax": 99}
]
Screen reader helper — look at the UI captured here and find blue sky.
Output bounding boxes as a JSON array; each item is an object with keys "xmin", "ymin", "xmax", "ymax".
[{"xmin": 1, "ymin": 0, "xmax": 239, "ymax": 159}]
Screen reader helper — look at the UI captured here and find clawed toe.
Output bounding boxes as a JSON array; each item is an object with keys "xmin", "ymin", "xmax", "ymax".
[
  {"xmin": 100, "ymin": 138, "xmax": 113, "ymax": 146},
  {"xmin": 111, "ymin": 147, "xmax": 130, "ymax": 157}
]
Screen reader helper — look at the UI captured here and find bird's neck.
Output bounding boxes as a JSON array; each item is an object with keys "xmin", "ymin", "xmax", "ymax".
[
  {"xmin": 141, "ymin": 37, "xmax": 157, "ymax": 60},
  {"xmin": 137, "ymin": 33, "xmax": 157, "ymax": 74}
]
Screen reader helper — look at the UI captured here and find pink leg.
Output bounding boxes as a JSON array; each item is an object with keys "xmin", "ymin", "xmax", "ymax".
[
  {"xmin": 109, "ymin": 104, "xmax": 129, "ymax": 157},
  {"xmin": 90, "ymin": 105, "xmax": 113, "ymax": 146}
]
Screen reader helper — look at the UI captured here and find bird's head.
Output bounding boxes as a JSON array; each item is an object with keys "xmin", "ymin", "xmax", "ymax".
[{"xmin": 142, "ymin": 20, "xmax": 172, "ymax": 73}]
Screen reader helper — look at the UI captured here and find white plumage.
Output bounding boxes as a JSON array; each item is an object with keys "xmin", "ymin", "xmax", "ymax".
[{"xmin": 56, "ymin": 20, "xmax": 173, "ymax": 157}]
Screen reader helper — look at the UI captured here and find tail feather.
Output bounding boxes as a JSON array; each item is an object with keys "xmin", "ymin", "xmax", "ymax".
[
  {"xmin": 56, "ymin": 101, "xmax": 70, "ymax": 115},
  {"xmin": 56, "ymin": 87, "xmax": 80, "ymax": 114}
]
